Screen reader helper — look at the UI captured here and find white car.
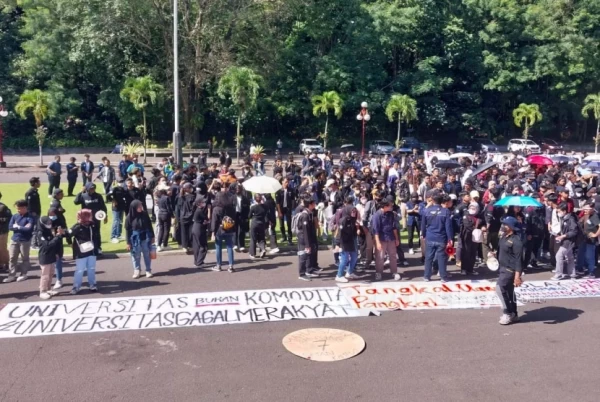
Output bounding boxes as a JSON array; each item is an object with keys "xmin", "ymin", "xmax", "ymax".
[
  {"xmin": 299, "ymin": 139, "xmax": 324, "ymax": 155},
  {"xmin": 508, "ymin": 139, "xmax": 541, "ymax": 153}
]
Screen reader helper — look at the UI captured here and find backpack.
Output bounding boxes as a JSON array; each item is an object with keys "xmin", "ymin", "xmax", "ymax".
[
  {"xmin": 292, "ymin": 210, "xmax": 309, "ymax": 236},
  {"xmin": 339, "ymin": 215, "xmax": 356, "ymax": 243}
]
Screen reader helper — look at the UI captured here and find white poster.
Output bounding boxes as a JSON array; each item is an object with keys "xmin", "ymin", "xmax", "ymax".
[{"xmin": 0, "ymin": 287, "xmax": 369, "ymax": 339}]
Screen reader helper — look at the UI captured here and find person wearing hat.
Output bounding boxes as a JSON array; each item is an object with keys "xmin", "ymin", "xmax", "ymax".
[
  {"xmin": 551, "ymin": 202, "xmax": 579, "ymax": 280},
  {"xmin": 74, "ymin": 182, "xmax": 108, "ymax": 254},
  {"xmin": 576, "ymin": 203, "xmax": 600, "ymax": 278},
  {"xmin": 496, "ymin": 216, "xmax": 523, "ymax": 325},
  {"xmin": 36, "ymin": 216, "xmax": 65, "ymax": 299}
]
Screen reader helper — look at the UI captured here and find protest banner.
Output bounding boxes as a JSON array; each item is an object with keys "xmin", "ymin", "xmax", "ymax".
[
  {"xmin": 516, "ymin": 279, "xmax": 600, "ymax": 302},
  {"xmin": 0, "ymin": 287, "xmax": 369, "ymax": 339}
]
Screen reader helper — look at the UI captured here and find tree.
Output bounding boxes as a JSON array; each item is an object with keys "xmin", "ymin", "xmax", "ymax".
[
  {"xmin": 311, "ymin": 91, "xmax": 343, "ymax": 149},
  {"xmin": 15, "ymin": 89, "xmax": 54, "ymax": 165},
  {"xmin": 582, "ymin": 93, "xmax": 600, "ymax": 154},
  {"xmin": 512, "ymin": 103, "xmax": 542, "ymax": 140},
  {"xmin": 217, "ymin": 66, "xmax": 263, "ymax": 164},
  {"xmin": 120, "ymin": 76, "xmax": 164, "ymax": 163},
  {"xmin": 385, "ymin": 94, "xmax": 417, "ymax": 148}
]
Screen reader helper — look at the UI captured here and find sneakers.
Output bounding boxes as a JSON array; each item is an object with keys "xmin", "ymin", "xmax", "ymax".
[
  {"xmin": 423, "ymin": 278, "xmax": 431, "ymax": 282},
  {"xmin": 499, "ymin": 314, "xmax": 513, "ymax": 325},
  {"xmin": 298, "ymin": 276, "xmax": 311, "ymax": 281},
  {"xmin": 510, "ymin": 313, "xmax": 520, "ymax": 323},
  {"xmin": 460, "ymin": 270, "xmax": 468, "ymax": 276},
  {"xmin": 393, "ymin": 273, "xmax": 402, "ymax": 281},
  {"xmin": 195, "ymin": 263, "xmax": 204, "ymax": 269},
  {"xmin": 585, "ymin": 273, "xmax": 596, "ymax": 279},
  {"xmin": 89, "ymin": 285, "xmax": 98, "ymax": 292},
  {"xmin": 145, "ymin": 272, "xmax": 154, "ymax": 278},
  {"xmin": 16, "ymin": 275, "xmax": 28, "ymax": 282},
  {"xmin": 3, "ymin": 276, "xmax": 15, "ymax": 283},
  {"xmin": 162, "ymin": 246, "xmax": 172, "ymax": 251},
  {"xmin": 47, "ymin": 290, "xmax": 59, "ymax": 296},
  {"xmin": 550, "ymin": 274, "xmax": 566, "ymax": 280},
  {"xmin": 157, "ymin": 246, "xmax": 162, "ymax": 252},
  {"xmin": 228, "ymin": 266, "xmax": 235, "ymax": 273},
  {"xmin": 233, "ymin": 246, "xmax": 238, "ymax": 251},
  {"xmin": 375, "ymin": 273, "xmax": 382, "ymax": 281},
  {"xmin": 259, "ymin": 251, "xmax": 266, "ymax": 258},
  {"xmin": 306, "ymin": 272, "xmax": 319, "ymax": 278},
  {"xmin": 53, "ymin": 280, "xmax": 63, "ymax": 290},
  {"xmin": 345, "ymin": 273, "xmax": 360, "ymax": 280},
  {"xmin": 70, "ymin": 288, "xmax": 79, "ymax": 295},
  {"xmin": 576, "ymin": 270, "xmax": 585, "ymax": 276},
  {"xmin": 212, "ymin": 265, "xmax": 222, "ymax": 272},
  {"xmin": 402, "ymin": 261, "xmax": 409, "ymax": 267},
  {"xmin": 249, "ymin": 255, "xmax": 258, "ymax": 261},
  {"xmin": 132, "ymin": 270, "xmax": 141, "ymax": 279},
  {"xmin": 40, "ymin": 292, "xmax": 52, "ymax": 300},
  {"xmin": 335, "ymin": 276, "xmax": 349, "ymax": 283},
  {"xmin": 440, "ymin": 277, "xmax": 450, "ymax": 283},
  {"xmin": 409, "ymin": 248, "xmax": 414, "ymax": 255},
  {"xmin": 268, "ymin": 248, "xmax": 280, "ymax": 255},
  {"xmin": 384, "ymin": 258, "xmax": 390, "ymax": 266},
  {"xmin": 111, "ymin": 238, "xmax": 119, "ymax": 244},
  {"xmin": 239, "ymin": 247, "xmax": 246, "ymax": 252}
]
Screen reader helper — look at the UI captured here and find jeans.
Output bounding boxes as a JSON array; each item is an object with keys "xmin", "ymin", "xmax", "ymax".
[
  {"xmin": 55, "ymin": 257, "xmax": 64, "ymax": 281},
  {"xmin": 337, "ymin": 251, "xmax": 357, "ymax": 277},
  {"xmin": 73, "ymin": 256, "xmax": 96, "ymax": 289},
  {"xmin": 215, "ymin": 233, "xmax": 234, "ymax": 267},
  {"xmin": 131, "ymin": 237, "xmax": 152, "ymax": 272},
  {"xmin": 424, "ymin": 241, "xmax": 448, "ymax": 280},
  {"xmin": 111, "ymin": 210, "xmax": 123, "ymax": 239},
  {"xmin": 576, "ymin": 243, "xmax": 596, "ymax": 274}
]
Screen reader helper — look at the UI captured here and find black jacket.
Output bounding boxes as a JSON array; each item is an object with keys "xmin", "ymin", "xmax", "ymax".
[
  {"xmin": 249, "ymin": 204, "xmax": 268, "ymax": 226},
  {"xmin": 71, "ymin": 223, "xmax": 97, "ymax": 259},
  {"xmin": 296, "ymin": 206, "xmax": 317, "ymax": 248},
  {"xmin": 157, "ymin": 195, "xmax": 174, "ymax": 219},
  {"xmin": 559, "ymin": 212, "xmax": 579, "ymax": 248},
  {"xmin": 25, "ymin": 187, "xmax": 41, "ymax": 216},
  {"xmin": 0, "ymin": 203, "xmax": 12, "ymax": 235},
  {"xmin": 74, "ymin": 191, "xmax": 107, "ymax": 217},
  {"xmin": 275, "ymin": 187, "xmax": 297, "ymax": 212},
  {"xmin": 107, "ymin": 186, "xmax": 129, "ymax": 212},
  {"xmin": 37, "ymin": 228, "xmax": 63, "ymax": 265},
  {"xmin": 179, "ymin": 192, "xmax": 196, "ymax": 223}
]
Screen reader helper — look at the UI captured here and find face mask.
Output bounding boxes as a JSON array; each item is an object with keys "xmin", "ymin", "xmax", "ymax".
[
  {"xmin": 49, "ymin": 216, "xmax": 58, "ymax": 221},
  {"xmin": 557, "ymin": 212, "xmax": 565, "ymax": 218}
]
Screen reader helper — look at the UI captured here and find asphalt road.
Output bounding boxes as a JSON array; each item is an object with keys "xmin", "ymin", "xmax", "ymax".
[
  {"xmin": 0, "ymin": 248, "xmax": 598, "ymax": 402},
  {"xmin": 0, "ymin": 165, "xmax": 599, "ymax": 402}
]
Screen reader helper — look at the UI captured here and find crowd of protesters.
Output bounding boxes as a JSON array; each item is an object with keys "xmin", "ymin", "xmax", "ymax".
[{"xmin": 0, "ymin": 146, "xmax": 598, "ymax": 319}]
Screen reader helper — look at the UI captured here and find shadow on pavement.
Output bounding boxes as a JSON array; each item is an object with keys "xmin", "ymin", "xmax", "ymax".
[{"xmin": 521, "ymin": 306, "xmax": 584, "ymax": 324}]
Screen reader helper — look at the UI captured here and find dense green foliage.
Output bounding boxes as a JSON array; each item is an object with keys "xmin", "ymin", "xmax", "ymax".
[{"xmin": 1, "ymin": 0, "xmax": 599, "ymax": 149}]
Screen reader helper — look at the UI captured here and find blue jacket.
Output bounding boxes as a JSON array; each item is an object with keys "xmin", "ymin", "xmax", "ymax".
[
  {"xmin": 406, "ymin": 201, "xmax": 425, "ymax": 226},
  {"xmin": 371, "ymin": 210, "xmax": 397, "ymax": 242},
  {"xmin": 119, "ymin": 160, "xmax": 133, "ymax": 179},
  {"xmin": 66, "ymin": 162, "xmax": 79, "ymax": 179},
  {"xmin": 421, "ymin": 204, "xmax": 453, "ymax": 244},
  {"xmin": 9, "ymin": 213, "xmax": 35, "ymax": 242}
]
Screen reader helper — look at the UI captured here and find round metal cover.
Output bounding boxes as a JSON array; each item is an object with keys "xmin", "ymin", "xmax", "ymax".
[{"xmin": 282, "ymin": 328, "xmax": 365, "ymax": 362}]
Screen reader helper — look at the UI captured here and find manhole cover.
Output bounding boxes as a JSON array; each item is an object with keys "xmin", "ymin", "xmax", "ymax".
[{"xmin": 282, "ymin": 328, "xmax": 365, "ymax": 362}]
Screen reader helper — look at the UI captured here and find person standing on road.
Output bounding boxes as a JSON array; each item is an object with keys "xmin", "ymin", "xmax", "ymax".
[
  {"xmin": 4, "ymin": 200, "xmax": 34, "ymax": 283},
  {"xmin": 0, "ymin": 192, "xmax": 11, "ymax": 271},
  {"xmin": 421, "ymin": 192, "xmax": 454, "ymax": 282},
  {"xmin": 234, "ymin": 184, "xmax": 250, "ymax": 252},
  {"xmin": 335, "ymin": 205, "xmax": 360, "ymax": 283},
  {"xmin": 178, "ymin": 182, "xmax": 196, "ymax": 253},
  {"xmin": 276, "ymin": 177, "xmax": 296, "ymax": 246},
  {"xmin": 46, "ymin": 155, "xmax": 62, "ymax": 197},
  {"xmin": 248, "ymin": 193, "xmax": 267, "ymax": 260},
  {"xmin": 47, "ymin": 207, "xmax": 69, "ymax": 290},
  {"xmin": 25, "ymin": 177, "xmax": 41, "ymax": 249},
  {"xmin": 36, "ymin": 216, "xmax": 64, "ymax": 300},
  {"xmin": 496, "ymin": 216, "xmax": 523, "ymax": 325},
  {"xmin": 126, "ymin": 200, "xmax": 155, "ymax": 279},
  {"xmin": 191, "ymin": 195, "xmax": 209, "ymax": 268},
  {"xmin": 80, "ymin": 154, "xmax": 94, "ymax": 186},
  {"xmin": 74, "ymin": 183, "xmax": 107, "ymax": 254},
  {"xmin": 156, "ymin": 187, "xmax": 173, "ymax": 251},
  {"xmin": 210, "ymin": 181, "xmax": 237, "ymax": 272},
  {"xmin": 372, "ymin": 196, "xmax": 401, "ymax": 281},
  {"xmin": 551, "ymin": 202, "xmax": 579, "ymax": 280},
  {"xmin": 66, "ymin": 157, "xmax": 79, "ymax": 196},
  {"xmin": 296, "ymin": 193, "xmax": 319, "ymax": 281},
  {"xmin": 70, "ymin": 209, "xmax": 98, "ymax": 294}
]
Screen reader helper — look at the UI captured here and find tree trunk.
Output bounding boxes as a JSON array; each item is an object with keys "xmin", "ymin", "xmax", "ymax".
[
  {"xmin": 396, "ymin": 118, "xmax": 402, "ymax": 148},
  {"xmin": 236, "ymin": 114, "xmax": 241, "ymax": 164},
  {"xmin": 142, "ymin": 109, "xmax": 148, "ymax": 164},
  {"xmin": 324, "ymin": 115, "xmax": 329, "ymax": 149},
  {"xmin": 39, "ymin": 142, "xmax": 43, "ymax": 166},
  {"xmin": 524, "ymin": 123, "xmax": 529, "ymax": 140}
]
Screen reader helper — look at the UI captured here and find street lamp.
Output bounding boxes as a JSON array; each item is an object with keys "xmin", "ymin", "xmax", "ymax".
[
  {"xmin": 172, "ymin": 0, "xmax": 183, "ymax": 165},
  {"xmin": 0, "ymin": 96, "xmax": 8, "ymax": 168},
  {"xmin": 356, "ymin": 101, "xmax": 370, "ymax": 157}
]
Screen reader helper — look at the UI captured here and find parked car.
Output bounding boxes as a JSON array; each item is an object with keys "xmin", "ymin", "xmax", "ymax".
[
  {"xmin": 298, "ymin": 138, "xmax": 324, "ymax": 155},
  {"xmin": 538, "ymin": 138, "xmax": 563, "ymax": 153},
  {"xmin": 508, "ymin": 139, "xmax": 541, "ymax": 153},
  {"xmin": 369, "ymin": 140, "xmax": 395, "ymax": 154}
]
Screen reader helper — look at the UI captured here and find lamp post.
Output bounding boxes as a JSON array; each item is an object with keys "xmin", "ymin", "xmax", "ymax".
[
  {"xmin": 356, "ymin": 101, "xmax": 370, "ymax": 157},
  {"xmin": 172, "ymin": 0, "xmax": 183, "ymax": 165},
  {"xmin": 0, "ymin": 96, "xmax": 8, "ymax": 168}
]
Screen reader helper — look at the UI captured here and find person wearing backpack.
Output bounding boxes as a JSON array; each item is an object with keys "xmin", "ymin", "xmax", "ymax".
[
  {"xmin": 211, "ymin": 181, "xmax": 237, "ymax": 272},
  {"xmin": 361, "ymin": 190, "xmax": 383, "ymax": 269},
  {"xmin": 335, "ymin": 205, "xmax": 360, "ymax": 283},
  {"xmin": 295, "ymin": 194, "xmax": 319, "ymax": 281},
  {"xmin": 372, "ymin": 196, "xmax": 401, "ymax": 281}
]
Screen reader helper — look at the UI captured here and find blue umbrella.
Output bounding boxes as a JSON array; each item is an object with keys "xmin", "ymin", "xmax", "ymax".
[{"xmin": 494, "ymin": 196, "xmax": 543, "ymax": 208}]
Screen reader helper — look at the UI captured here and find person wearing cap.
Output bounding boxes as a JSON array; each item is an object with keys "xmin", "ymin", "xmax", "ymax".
[
  {"xmin": 576, "ymin": 203, "xmax": 600, "ymax": 278},
  {"xmin": 551, "ymin": 202, "xmax": 579, "ymax": 280},
  {"xmin": 371, "ymin": 196, "xmax": 401, "ymax": 281},
  {"xmin": 74, "ymin": 182, "xmax": 108, "ymax": 254},
  {"xmin": 496, "ymin": 216, "xmax": 523, "ymax": 325},
  {"xmin": 46, "ymin": 155, "xmax": 62, "ymax": 198},
  {"xmin": 421, "ymin": 192, "xmax": 454, "ymax": 282},
  {"xmin": 36, "ymin": 216, "xmax": 65, "ymax": 299}
]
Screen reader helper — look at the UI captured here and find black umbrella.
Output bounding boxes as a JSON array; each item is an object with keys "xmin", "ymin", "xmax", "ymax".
[
  {"xmin": 469, "ymin": 161, "xmax": 498, "ymax": 177},
  {"xmin": 435, "ymin": 161, "xmax": 461, "ymax": 170}
]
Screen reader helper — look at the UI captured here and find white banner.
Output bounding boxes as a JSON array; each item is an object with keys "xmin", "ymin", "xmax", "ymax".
[{"xmin": 0, "ymin": 287, "xmax": 369, "ymax": 339}]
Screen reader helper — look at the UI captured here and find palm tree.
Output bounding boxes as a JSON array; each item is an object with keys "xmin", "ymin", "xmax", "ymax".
[
  {"xmin": 120, "ymin": 75, "xmax": 164, "ymax": 163},
  {"xmin": 15, "ymin": 89, "xmax": 54, "ymax": 165},
  {"xmin": 582, "ymin": 93, "xmax": 600, "ymax": 154},
  {"xmin": 311, "ymin": 91, "xmax": 343, "ymax": 150},
  {"xmin": 217, "ymin": 66, "xmax": 263, "ymax": 164},
  {"xmin": 512, "ymin": 103, "xmax": 542, "ymax": 140},
  {"xmin": 385, "ymin": 94, "xmax": 417, "ymax": 148}
]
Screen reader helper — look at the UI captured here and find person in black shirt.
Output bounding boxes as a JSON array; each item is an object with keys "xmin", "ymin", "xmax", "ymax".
[
  {"xmin": 496, "ymin": 216, "xmax": 523, "ymax": 325},
  {"xmin": 275, "ymin": 177, "xmax": 296, "ymax": 246},
  {"xmin": 156, "ymin": 188, "xmax": 173, "ymax": 251},
  {"xmin": 296, "ymin": 194, "xmax": 319, "ymax": 281},
  {"xmin": 178, "ymin": 183, "xmax": 196, "ymax": 253},
  {"xmin": 125, "ymin": 200, "xmax": 155, "ymax": 279},
  {"xmin": 25, "ymin": 177, "xmax": 41, "ymax": 249},
  {"xmin": 74, "ymin": 183, "xmax": 107, "ymax": 254},
  {"xmin": 66, "ymin": 157, "xmax": 79, "ymax": 196},
  {"xmin": 46, "ymin": 155, "xmax": 62, "ymax": 197},
  {"xmin": 191, "ymin": 195, "xmax": 210, "ymax": 267},
  {"xmin": 248, "ymin": 194, "xmax": 267, "ymax": 259},
  {"xmin": 0, "ymin": 193, "xmax": 12, "ymax": 270}
]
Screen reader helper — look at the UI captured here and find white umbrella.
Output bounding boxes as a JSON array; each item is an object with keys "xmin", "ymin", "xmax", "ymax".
[{"xmin": 242, "ymin": 176, "xmax": 282, "ymax": 194}]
